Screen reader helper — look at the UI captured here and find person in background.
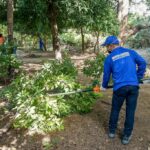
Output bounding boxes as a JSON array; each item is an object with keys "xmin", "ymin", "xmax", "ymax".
[
  {"xmin": 0, "ymin": 33, "xmax": 6, "ymax": 54},
  {"xmin": 101, "ymin": 35, "xmax": 147, "ymax": 145},
  {"xmin": 39, "ymin": 37, "xmax": 44, "ymax": 51},
  {"xmin": 13, "ymin": 38, "xmax": 18, "ymax": 54},
  {"xmin": 0, "ymin": 33, "xmax": 5, "ymax": 45}
]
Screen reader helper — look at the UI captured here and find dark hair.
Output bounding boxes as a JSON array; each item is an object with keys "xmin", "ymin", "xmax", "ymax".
[{"xmin": 0, "ymin": 34, "xmax": 2, "ymax": 37}]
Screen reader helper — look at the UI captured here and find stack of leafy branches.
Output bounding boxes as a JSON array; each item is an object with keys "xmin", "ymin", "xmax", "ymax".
[{"xmin": 1, "ymin": 56, "xmax": 101, "ymax": 133}]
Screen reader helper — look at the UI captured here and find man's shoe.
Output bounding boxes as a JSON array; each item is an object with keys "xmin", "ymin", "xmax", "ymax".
[
  {"xmin": 108, "ymin": 132, "xmax": 115, "ymax": 138},
  {"xmin": 121, "ymin": 135, "xmax": 131, "ymax": 145}
]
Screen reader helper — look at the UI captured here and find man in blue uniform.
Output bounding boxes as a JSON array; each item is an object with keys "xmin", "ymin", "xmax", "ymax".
[
  {"xmin": 101, "ymin": 36, "xmax": 147, "ymax": 144},
  {"xmin": 39, "ymin": 37, "xmax": 44, "ymax": 51}
]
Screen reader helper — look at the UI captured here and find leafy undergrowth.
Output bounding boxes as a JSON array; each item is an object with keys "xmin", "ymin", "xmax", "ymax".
[{"xmin": 0, "ymin": 56, "xmax": 102, "ymax": 133}]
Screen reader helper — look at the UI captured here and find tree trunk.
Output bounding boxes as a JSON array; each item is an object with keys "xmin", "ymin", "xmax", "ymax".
[
  {"xmin": 48, "ymin": 1, "xmax": 62, "ymax": 60},
  {"xmin": 7, "ymin": 0, "xmax": 14, "ymax": 77},
  {"xmin": 7, "ymin": 0, "xmax": 13, "ymax": 42},
  {"xmin": 127, "ymin": 25, "xmax": 150, "ymax": 37},
  {"xmin": 81, "ymin": 27, "xmax": 85, "ymax": 53},
  {"xmin": 94, "ymin": 31, "xmax": 99, "ymax": 53},
  {"xmin": 43, "ymin": 36, "xmax": 47, "ymax": 51},
  {"xmin": 117, "ymin": 0, "xmax": 129, "ymax": 45},
  {"xmin": 122, "ymin": 25, "xmax": 150, "ymax": 43}
]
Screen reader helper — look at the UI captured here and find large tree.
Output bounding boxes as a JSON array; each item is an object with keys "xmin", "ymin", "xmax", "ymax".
[
  {"xmin": 7, "ymin": 0, "xmax": 14, "ymax": 42},
  {"xmin": 61, "ymin": 0, "xmax": 118, "ymax": 53},
  {"xmin": 117, "ymin": 0, "xmax": 150, "ymax": 44},
  {"xmin": 58, "ymin": 0, "xmax": 92, "ymax": 53},
  {"xmin": 117, "ymin": 0, "xmax": 129, "ymax": 44},
  {"xmin": 48, "ymin": 1, "xmax": 61, "ymax": 59},
  {"xmin": 88, "ymin": 0, "xmax": 119, "ymax": 52}
]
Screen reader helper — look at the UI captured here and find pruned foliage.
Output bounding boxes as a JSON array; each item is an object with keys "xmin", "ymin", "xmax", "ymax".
[{"xmin": 0, "ymin": 56, "xmax": 101, "ymax": 133}]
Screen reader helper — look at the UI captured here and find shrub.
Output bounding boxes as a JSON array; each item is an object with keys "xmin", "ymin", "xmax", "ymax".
[
  {"xmin": 0, "ymin": 55, "xmax": 21, "ymax": 77},
  {"xmin": 83, "ymin": 53, "xmax": 105, "ymax": 80},
  {"xmin": 0, "ymin": 43, "xmax": 22, "ymax": 82}
]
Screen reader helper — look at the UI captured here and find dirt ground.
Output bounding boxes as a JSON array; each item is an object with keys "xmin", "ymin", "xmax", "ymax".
[
  {"xmin": 0, "ymin": 51, "xmax": 150, "ymax": 150},
  {"xmin": 49, "ymin": 85, "xmax": 150, "ymax": 150}
]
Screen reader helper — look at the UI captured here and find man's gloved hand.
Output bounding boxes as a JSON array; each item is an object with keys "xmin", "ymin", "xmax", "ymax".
[
  {"xmin": 138, "ymin": 78, "xmax": 143, "ymax": 84},
  {"xmin": 100, "ymin": 85, "xmax": 106, "ymax": 91}
]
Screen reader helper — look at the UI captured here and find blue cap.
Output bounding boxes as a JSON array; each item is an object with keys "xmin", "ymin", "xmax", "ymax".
[{"xmin": 101, "ymin": 36, "xmax": 119, "ymax": 46}]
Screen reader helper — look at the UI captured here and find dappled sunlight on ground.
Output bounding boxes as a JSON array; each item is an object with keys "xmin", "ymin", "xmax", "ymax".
[{"xmin": 21, "ymin": 63, "xmax": 42, "ymax": 73}]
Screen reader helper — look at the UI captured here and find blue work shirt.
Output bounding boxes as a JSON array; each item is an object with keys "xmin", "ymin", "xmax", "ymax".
[{"xmin": 102, "ymin": 46, "xmax": 147, "ymax": 91}]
